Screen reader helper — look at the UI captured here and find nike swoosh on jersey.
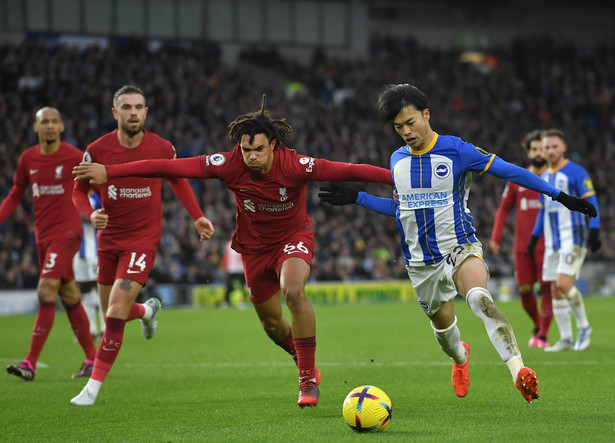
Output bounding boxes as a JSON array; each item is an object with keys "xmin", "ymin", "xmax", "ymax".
[{"xmin": 29, "ymin": 169, "xmax": 39, "ymax": 174}]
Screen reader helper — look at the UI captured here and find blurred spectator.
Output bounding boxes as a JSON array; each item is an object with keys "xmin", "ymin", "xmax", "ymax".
[{"xmin": 0, "ymin": 34, "xmax": 612, "ymax": 289}]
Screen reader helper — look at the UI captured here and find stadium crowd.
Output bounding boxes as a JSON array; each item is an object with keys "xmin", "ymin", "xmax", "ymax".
[{"xmin": 0, "ymin": 34, "xmax": 612, "ymax": 289}]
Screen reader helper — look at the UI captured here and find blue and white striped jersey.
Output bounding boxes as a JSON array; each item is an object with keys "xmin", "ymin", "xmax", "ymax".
[
  {"xmin": 532, "ymin": 159, "xmax": 600, "ymax": 251},
  {"xmin": 77, "ymin": 192, "xmax": 101, "ymax": 261},
  {"xmin": 357, "ymin": 133, "xmax": 562, "ymax": 266}
]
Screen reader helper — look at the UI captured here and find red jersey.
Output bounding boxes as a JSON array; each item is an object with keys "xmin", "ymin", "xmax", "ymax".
[
  {"xmin": 106, "ymin": 145, "xmax": 393, "ymax": 254},
  {"xmin": 490, "ymin": 174, "xmax": 545, "ymax": 254},
  {"xmin": 0, "ymin": 142, "xmax": 82, "ymax": 243},
  {"xmin": 73, "ymin": 130, "xmax": 203, "ymax": 251}
]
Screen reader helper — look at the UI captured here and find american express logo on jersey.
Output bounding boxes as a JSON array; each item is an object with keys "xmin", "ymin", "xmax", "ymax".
[{"xmin": 399, "ymin": 192, "xmax": 449, "ymax": 208}]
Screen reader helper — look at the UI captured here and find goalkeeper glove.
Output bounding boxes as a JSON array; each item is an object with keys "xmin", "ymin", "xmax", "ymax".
[
  {"xmin": 556, "ymin": 192, "xmax": 597, "ymax": 217},
  {"xmin": 318, "ymin": 182, "xmax": 359, "ymax": 206},
  {"xmin": 588, "ymin": 228, "xmax": 601, "ymax": 252},
  {"xmin": 527, "ymin": 235, "xmax": 539, "ymax": 259}
]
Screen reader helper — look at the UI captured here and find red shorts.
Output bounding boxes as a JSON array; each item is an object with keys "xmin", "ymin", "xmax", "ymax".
[
  {"xmin": 36, "ymin": 234, "xmax": 81, "ymax": 281},
  {"xmin": 242, "ymin": 230, "xmax": 314, "ymax": 304},
  {"xmin": 97, "ymin": 249, "xmax": 157, "ymax": 286},
  {"xmin": 513, "ymin": 250, "xmax": 545, "ymax": 286}
]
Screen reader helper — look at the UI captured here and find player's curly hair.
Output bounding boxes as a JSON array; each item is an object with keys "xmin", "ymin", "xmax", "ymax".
[
  {"xmin": 521, "ymin": 129, "xmax": 543, "ymax": 152},
  {"xmin": 228, "ymin": 94, "xmax": 292, "ymax": 147}
]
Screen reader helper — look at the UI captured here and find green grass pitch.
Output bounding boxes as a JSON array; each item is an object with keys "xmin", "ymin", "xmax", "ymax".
[{"xmin": 1, "ymin": 296, "xmax": 614, "ymax": 442}]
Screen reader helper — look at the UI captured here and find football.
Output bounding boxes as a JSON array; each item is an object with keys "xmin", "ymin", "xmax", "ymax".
[{"xmin": 342, "ymin": 385, "xmax": 392, "ymax": 432}]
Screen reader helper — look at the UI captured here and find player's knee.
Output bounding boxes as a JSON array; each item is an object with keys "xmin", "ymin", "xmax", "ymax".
[
  {"xmin": 58, "ymin": 292, "xmax": 80, "ymax": 307},
  {"xmin": 280, "ymin": 284, "xmax": 306, "ymax": 311},
  {"xmin": 36, "ymin": 280, "xmax": 60, "ymax": 302},
  {"xmin": 518, "ymin": 284, "xmax": 533, "ymax": 294},
  {"xmin": 261, "ymin": 318, "xmax": 282, "ymax": 338},
  {"xmin": 466, "ymin": 287, "xmax": 495, "ymax": 316}
]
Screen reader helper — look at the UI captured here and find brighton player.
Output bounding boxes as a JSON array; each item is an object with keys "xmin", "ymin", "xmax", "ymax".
[
  {"xmin": 73, "ymin": 96, "xmax": 394, "ymax": 408},
  {"xmin": 489, "ymin": 130, "xmax": 552, "ymax": 348},
  {"xmin": 70, "ymin": 85, "xmax": 214, "ymax": 405},
  {"xmin": 73, "ymin": 190, "xmax": 105, "ymax": 342},
  {"xmin": 528, "ymin": 129, "xmax": 601, "ymax": 352},
  {"xmin": 318, "ymin": 84, "xmax": 596, "ymax": 403},
  {"xmin": 2, "ymin": 107, "xmax": 96, "ymax": 381}
]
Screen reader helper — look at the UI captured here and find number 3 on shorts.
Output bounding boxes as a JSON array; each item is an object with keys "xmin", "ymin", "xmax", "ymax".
[{"xmin": 283, "ymin": 241, "xmax": 309, "ymax": 255}]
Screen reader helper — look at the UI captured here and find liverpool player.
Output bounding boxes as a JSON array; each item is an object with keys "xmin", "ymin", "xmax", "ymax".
[
  {"xmin": 489, "ymin": 130, "xmax": 553, "ymax": 348},
  {"xmin": 2, "ymin": 107, "xmax": 97, "ymax": 381},
  {"xmin": 70, "ymin": 85, "xmax": 214, "ymax": 405},
  {"xmin": 73, "ymin": 96, "xmax": 394, "ymax": 408}
]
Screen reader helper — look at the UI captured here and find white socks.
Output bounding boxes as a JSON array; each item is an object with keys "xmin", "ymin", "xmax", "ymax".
[
  {"xmin": 552, "ymin": 299, "xmax": 573, "ymax": 342},
  {"xmin": 466, "ymin": 287, "xmax": 523, "ymax": 379},
  {"xmin": 142, "ymin": 302, "xmax": 153, "ymax": 320},
  {"xmin": 431, "ymin": 316, "xmax": 466, "ymax": 365},
  {"xmin": 564, "ymin": 286, "xmax": 589, "ymax": 328},
  {"xmin": 85, "ymin": 378, "xmax": 103, "ymax": 398}
]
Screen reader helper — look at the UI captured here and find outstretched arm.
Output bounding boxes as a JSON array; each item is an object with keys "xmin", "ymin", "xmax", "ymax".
[
  {"xmin": 74, "ymin": 157, "xmax": 205, "ymax": 185},
  {"xmin": 316, "ymin": 160, "xmax": 394, "ymax": 185},
  {"xmin": 487, "ymin": 157, "xmax": 596, "ymax": 217},
  {"xmin": 318, "ymin": 183, "xmax": 396, "ymax": 216}
]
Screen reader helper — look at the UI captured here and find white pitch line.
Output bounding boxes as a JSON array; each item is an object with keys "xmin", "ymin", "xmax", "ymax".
[
  {"xmin": 2, "ymin": 357, "xmax": 612, "ymax": 370},
  {"xmin": 123, "ymin": 359, "xmax": 614, "ymax": 368}
]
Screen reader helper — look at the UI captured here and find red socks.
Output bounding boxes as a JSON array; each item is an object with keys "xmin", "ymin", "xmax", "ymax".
[
  {"xmin": 294, "ymin": 336, "xmax": 316, "ymax": 382},
  {"xmin": 127, "ymin": 302, "xmax": 145, "ymax": 321},
  {"xmin": 66, "ymin": 301, "xmax": 97, "ymax": 360},
  {"xmin": 90, "ymin": 317, "xmax": 126, "ymax": 382},
  {"xmin": 538, "ymin": 285, "xmax": 553, "ymax": 339},
  {"xmin": 25, "ymin": 301, "xmax": 56, "ymax": 367},
  {"xmin": 277, "ymin": 330, "xmax": 297, "ymax": 359},
  {"xmin": 519, "ymin": 290, "xmax": 539, "ymax": 327}
]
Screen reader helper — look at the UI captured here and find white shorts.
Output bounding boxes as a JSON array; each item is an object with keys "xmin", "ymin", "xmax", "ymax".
[
  {"xmin": 542, "ymin": 246, "xmax": 587, "ymax": 282},
  {"xmin": 73, "ymin": 254, "xmax": 98, "ymax": 283},
  {"xmin": 73, "ymin": 221, "xmax": 98, "ymax": 283},
  {"xmin": 406, "ymin": 242, "xmax": 488, "ymax": 316}
]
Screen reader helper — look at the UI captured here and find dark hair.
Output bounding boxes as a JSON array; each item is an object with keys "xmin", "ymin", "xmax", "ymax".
[
  {"xmin": 542, "ymin": 128, "xmax": 565, "ymax": 141},
  {"xmin": 113, "ymin": 84, "xmax": 146, "ymax": 107},
  {"xmin": 228, "ymin": 95, "xmax": 292, "ymax": 146},
  {"xmin": 377, "ymin": 84, "xmax": 429, "ymax": 123},
  {"xmin": 521, "ymin": 129, "xmax": 543, "ymax": 152}
]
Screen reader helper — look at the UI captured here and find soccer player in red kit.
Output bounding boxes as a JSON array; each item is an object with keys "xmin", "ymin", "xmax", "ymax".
[
  {"xmin": 70, "ymin": 85, "xmax": 214, "ymax": 405},
  {"xmin": 489, "ymin": 130, "xmax": 553, "ymax": 348},
  {"xmin": 2, "ymin": 107, "xmax": 97, "ymax": 381},
  {"xmin": 73, "ymin": 98, "xmax": 394, "ymax": 407}
]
